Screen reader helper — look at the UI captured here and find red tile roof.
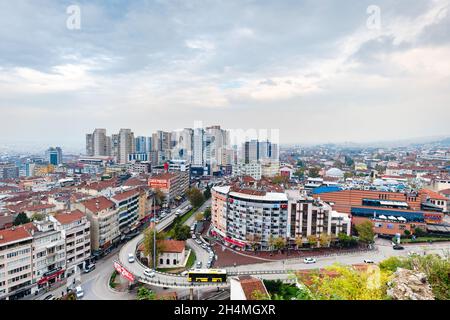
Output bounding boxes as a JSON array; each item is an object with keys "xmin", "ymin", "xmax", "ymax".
[
  {"xmin": 158, "ymin": 240, "xmax": 185, "ymax": 253},
  {"xmin": 112, "ymin": 188, "xmax": 140, "ymax": 202},
  {"xmin": 439, "ymin": 188, "xmax": 450, "ymax": 196},
  {"xmin": 54, "ymin": 210, "xmax": 85, "ymax": 225},
  {"xmin": 238, "ymin": 276, "xmax": 269, "ymax": 300},
  {"xmin": 0, "ymin": 225, "xmax": 33, "ymax": 245},
  {"xmin": 420, "ymin": 189, "xmax": 448, "ymax": 201},
  {"xmin": 81, "ymin": 196, "xmax": 115, "ymax": 214},
  {"xmin": 150, "ymin": 173, "xmax": 177, "ymax": 180}
]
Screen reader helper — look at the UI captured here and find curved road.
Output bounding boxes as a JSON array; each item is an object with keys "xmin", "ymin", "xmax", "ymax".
[{"xmin": 118, "ymin": 200, "xmax": 221, "ymax": 288}]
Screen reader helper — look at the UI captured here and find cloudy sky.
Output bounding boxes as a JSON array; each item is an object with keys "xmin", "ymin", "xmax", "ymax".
[{"xmin": 1, "ymin": 0, "xmax": 449, "ymax": 150}]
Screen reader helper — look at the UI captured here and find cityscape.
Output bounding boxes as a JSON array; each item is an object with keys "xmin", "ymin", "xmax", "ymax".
[{"xmin": 1, "ymin": 0, "xmax": 450, "ymax": 308}]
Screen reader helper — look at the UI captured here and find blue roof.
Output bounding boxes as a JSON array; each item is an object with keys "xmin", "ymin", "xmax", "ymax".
[
  {"xmin": 351, "ymin": 207, "xmax": 425, "ymax": 222},
  {"xmin": 312, "ymin": 185, "xmax": 342, "ymax": 194}
]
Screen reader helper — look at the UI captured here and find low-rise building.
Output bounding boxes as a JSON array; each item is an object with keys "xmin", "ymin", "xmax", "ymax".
[
  {"xmin": 148, "ymin": 172, "xmax": 188, "ymax": 204},
  {"xmin": 157, "ymin": 240, "xmax": 187, "ymax": 268},
  {"xmin": 230, "ymin": 276, "xmax": 270, "ymax": 300}
]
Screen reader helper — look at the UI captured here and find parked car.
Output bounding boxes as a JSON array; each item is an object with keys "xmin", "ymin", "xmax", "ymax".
[
  {"xmin": 75, "ymin": 286, "xmax": 84, "ymax": 299},
  {"xmin": 181, "ymin": 271, "xmax": 188, "ymax": 276},
  {"xmin": 201, "ymin": 244, "xmax": 208, "ymax": 249},
  {"xmin": 195, "ymin": 239, "xmax": 202, "ymax": 244},
  {"xmin": 393, "ymin": 245, "xmax": 405, "ymax": 250},
  {"xmin": 196, "ymin": 261, "xmax": 202, "ymax": 268},
  {"xmin": 43, "ymin": 294, "xmax": 55, "ymax": 300},
  {"xmin": 84, "ymin": 263, "xmax": 96, "ymax": 273},
  {"xmin": 192, "ymin": 234, "xmax": 196, "ymax": 239},
  {"xmin": 303, "ymin": 257, "xmax": 316, "ymax": 264},
  {"xmin": 128, "ymin": 253, "xmax": 135, "ymax": 263},
  {"xmin": 363, "ymin": 259, "xmax": 374, "ymax": 264},
  {"xmin": 143, "ymin": 268, "xmax": 155, "ymax": 278}
]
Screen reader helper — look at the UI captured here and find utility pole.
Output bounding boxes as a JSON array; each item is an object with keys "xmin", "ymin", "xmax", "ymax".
[{"xmin": 153, "ymin": 196, "xmax": 156, "ymax": 270}]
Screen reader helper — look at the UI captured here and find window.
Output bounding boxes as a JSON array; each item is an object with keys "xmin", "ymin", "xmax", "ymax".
[
  {"xmin": 166, "ymin": 259, "xmax": 170, "ymax": 265},
  {"xmin": 173, "ymin": 259, "xmax": 177, "ymax": 265},
  {"xmin": 159, "ymin": 258, "xmax": 163, "ymax": 264}
]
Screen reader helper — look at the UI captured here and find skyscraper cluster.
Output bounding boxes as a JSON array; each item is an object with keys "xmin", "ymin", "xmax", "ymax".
[{"xmin": 86, "ymin": 126, "xmax": 279, "ymax": 175}]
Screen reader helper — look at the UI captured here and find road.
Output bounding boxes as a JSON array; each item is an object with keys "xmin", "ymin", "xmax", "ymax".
[
  {"xmin": 34, "ymin": 245, "xmax": 135, "ymax": 300},
  {"xmin": 118, "ymin": 200, "xmax": 221, "ymax": 288},
  {"xmin": 227, "ymin": 238, "xmax": 450, "ymax": 280}
]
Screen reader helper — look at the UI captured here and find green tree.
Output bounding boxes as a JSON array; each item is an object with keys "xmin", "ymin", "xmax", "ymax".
[
  {"xmin": 355, "ymin": 221, "xmax": 375, "ymax": 245},
  {"xmin": 294, "ymin": 168, "xmax": 305, "ymax": 179},
  {"xmin": 272, "ymin": 175, "xmax": 288, "ymax": 184},
  {"xmin": 203, "ymin": 186, "xmax": 211, "ymax": 199},
  {"xmin": 13, "ymin": 213, "xmax": 30, "ymax": 226},
  {"xmin": 31, "ymin": 213, "xmax": 45, "ymax": 221},
  {"xmin": 308, "ymin": 167, "xmax": 320, "ymax": 178},
  {"xmin": 142, "ymin": 227, "xmax": 166, "ymax": 268},
  {"xmin": 137, "ymin": 287, "xmax": 156, "ymax": 300},
  {"xmin": 195, "ymin": 212, "xmax": 204, "ymax": 221},
  {"xmin": 337, "ymin": 233, "xmax": 357, "ymax": 248},
  {"xmin": 300, "ymin": 264, "xmax": 390, "ymax": 300},
  {"xmin": 186, "ymin": 188, "xmax": 204, "ymax": 207},
  {"xmin": 173, "ymin": 223, "xmax": 191, "ymax": 241},
  {"xmin": 251, "ymin": 289, "xmax": 270, "ymax": 300},
  {"xmin": 344, "ymin": 156, "xmax": 354, "ymax": 167},
  {"xmin": 203, "ymin": 207, "xmax": 211, "ymax": 220},
  {"xmin": 414, "ymin": 227, "xmax": 427, "ymax": 237}
]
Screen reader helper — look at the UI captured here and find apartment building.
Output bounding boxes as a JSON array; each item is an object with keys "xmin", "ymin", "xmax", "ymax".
[
  {"xmin": 286, "ymin": 190, "xmax": 351, "ymax": 244},
  {"xmin": 232, "ymin": 162, "xmax": 262, "ymax": 180},
  {"xmin": 211, "ymin": 185, "xmax": 288, "ymax": 251},
  {"xmin": 111, "ymin": 188, "xmax": 140, "ymax": 233},
  {"xmin": 148, "ymin": 172, "xmax": 188, "ymax": 204},
  {"xmin": 75, "ymin": 196, "xmax": 120, "ymax": 252},
  {"xmin": 30, "ymin": 219, "xmax": 66, "ymax": 293},
  {"xmin": 0, "ymin": 226, "xmax": 33, "ymax": 300},
  {"xmin": 51, "ymin": 210, "xmax": 91, "ymax": 273}
]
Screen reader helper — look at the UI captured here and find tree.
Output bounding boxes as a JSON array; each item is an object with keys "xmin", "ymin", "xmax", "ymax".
[
  {"xmin": 294, "ymin": 168, "xmax": 305, "ymax": 179},
  {"xmin": 13, "ymin": 213, "xmax": 30, "ymax": 226},
  {"xmin": 173, "ymin": 223, "xmax": 191, "ymax": 241},
  {"xmin": 186, "ymin": 188, "xmax": 204, "ymax": 207},
  {"xmin": 195, "ymin": 213, "xmax": 204, "ymax": 221},
  {"xmin": 271, "ymin": 175, "xmax": 288, "ymax": 184},
  {"xmin": 273, "ymin": 237, "xmax": 286, "ymax": 252},
  {"xmin": 308, "ymin": 167, "xmax": 320, "ymax": 178},
  {"xmin": 295, "ymin": 236, "xmax": 303, "ymax": 249},
  {"xmin": 137, "ymin": 287, "xmax": 156, "ymax": 300},
  {"xmin": 251, "ymin": 289, "xmax": 270, "ymax": 300},
  {"xmin": 344, "ymin": 156, "xmax": 354, "ymax": 167},
  {"xmin": 300, "ymin": 264, "xmax": 391, "ymax": 300},
  {"xmin": 31, "ymin": 213, "xmax": 45, "ymax": 221},
  {"xmin": 355, "ymin": 221, "xmax": 375, "ymax": 245},
  {"xmin": 414, "ymin": 227, "xmax": 427, "ymax": 237},
  {"xmin": 203, "ymin": 207, "xmax": 211, "ymax": 220},
  {"xmin": 203, "ymin": 186, "xmax": 211, "ymax": 199},
  {"xmin": 153, "ymin": 188, "xmax": 165, "ymax": 206},
  {"xmin": 142, "ymin": 227, "xmax": 166, "ymax": 268},
  {"xmin": 307, "ymin": 235, "xmax": 317, "ymax": 248},
  {"xmin": 337, "ymin": 233, "xmax": 357, "ymax": 248},
  {"xmin": 403, "ymin": 230, "xmax": 411, "ymax": 237},
  {"xmin": 246, "ymin": 234, "xmax": 261, "ymax": 251},
  {"xmin": 319, "ymin": 233, "xmax": 331, "ymax": 248}
]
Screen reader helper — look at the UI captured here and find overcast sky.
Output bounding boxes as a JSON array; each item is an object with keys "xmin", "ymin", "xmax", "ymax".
[{"xmin": 1, "ymin": 0, "xmax": 450, "ymax": 150}]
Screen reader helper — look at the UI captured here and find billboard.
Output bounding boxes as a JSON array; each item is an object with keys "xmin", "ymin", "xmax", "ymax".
[{"xmin": 113, "ymin": 260, "xmax": 135, "ymax": 282}]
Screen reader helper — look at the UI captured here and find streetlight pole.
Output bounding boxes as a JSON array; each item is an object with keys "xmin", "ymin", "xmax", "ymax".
[{"xmin": 153, "ymin": 196, "xmax": 157, "ymax": 271}]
